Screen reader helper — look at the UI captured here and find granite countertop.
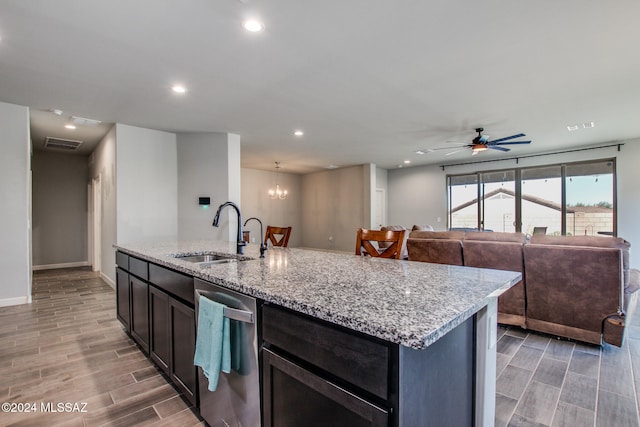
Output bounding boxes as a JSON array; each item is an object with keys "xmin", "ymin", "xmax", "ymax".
[{"xmin": 114, "ymin": 240, "xmax": 521, "ymax": 349}]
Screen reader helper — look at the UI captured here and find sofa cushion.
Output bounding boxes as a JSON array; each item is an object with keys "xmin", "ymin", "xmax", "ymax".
[
  {"xmin": 406, "ymin": 238, "xmax": 464, "ymax": 265},
  {"xmin": 524, "ymin": 244, "xmax": 622, "ymax": 345},
  {"xmin": 463, "ymin": 240, "xmax": 526, "ymax": 327},
  {"xmin": 408, "ymin": 230, "xmax": 466, "ymax": 240},
  {"xmin": 530, "ymin": 235, "xmax": 631, "ymax": 296},
  {"xmin": 463, "ymin": 231, "xmax": 526, "ymax": 243}
]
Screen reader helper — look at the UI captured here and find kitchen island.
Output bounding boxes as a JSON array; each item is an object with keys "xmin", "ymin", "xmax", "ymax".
[{"xmin": 115, "ymin": 240, "xmax": 521, "ymax": 427}]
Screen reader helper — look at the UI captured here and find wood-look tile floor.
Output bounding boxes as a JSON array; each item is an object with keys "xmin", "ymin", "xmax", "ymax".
[
  {"xmin": 496, "ymin": 293, "xmax": 640, "ymax": 427},
  {"xmin": 0, "ymin": 267, "xmax": 203, "ymax": 427}
]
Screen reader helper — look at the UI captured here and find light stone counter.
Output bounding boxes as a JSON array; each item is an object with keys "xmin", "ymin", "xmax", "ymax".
[{"xmin": 114, "ymin": 240, "xmax": 521, "ymax": 350}]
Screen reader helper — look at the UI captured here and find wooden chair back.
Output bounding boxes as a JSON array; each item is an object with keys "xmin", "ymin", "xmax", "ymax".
[
  {"xmin": 355, "ymin": 228, "xmax": 406, "ymax": 259},
  {"xmin": 264, "ymin": 226, "xmax": 292, "ymax": 247}
]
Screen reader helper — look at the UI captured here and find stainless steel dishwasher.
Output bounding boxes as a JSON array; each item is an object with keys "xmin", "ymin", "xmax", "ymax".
[{"xmin": 194, "ymin": 278, "xmax": 260, "ymax": 427}]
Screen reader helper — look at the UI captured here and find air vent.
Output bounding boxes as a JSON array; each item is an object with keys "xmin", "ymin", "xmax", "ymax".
[{"xmin": 44, "ymin": 137, "xmax": 83, "ymax": 151}]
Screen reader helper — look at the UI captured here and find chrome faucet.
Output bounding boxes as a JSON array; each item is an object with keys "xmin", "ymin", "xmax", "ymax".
[
  {"xmin": 212, "ymin": 201, "xmax": 247, "ymax": 255},
  {"xmin": 243, "ymin": 217, "xmax": 267, "ymax": 258}
]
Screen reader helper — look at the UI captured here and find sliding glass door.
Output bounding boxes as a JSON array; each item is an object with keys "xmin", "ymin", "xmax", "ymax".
[
  {"xmin": 565, "ymin": 160, "xmax": 615, "ymax": 236},
  {"xmin": 447, "ymin": 158, "xmax": 616, "ymax": 236},
  {"xmin": 521, "ymin": 166, "xmax": 562, "ymax": 236},
  {"xmin": 480, "ymin": 170, "xmax": 516, "ymax": 232}
]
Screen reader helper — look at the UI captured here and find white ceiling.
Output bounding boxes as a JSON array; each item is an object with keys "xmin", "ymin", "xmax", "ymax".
[{"xmin": 1, "ymin": 1, "xmax": 639, "ymax": 173}]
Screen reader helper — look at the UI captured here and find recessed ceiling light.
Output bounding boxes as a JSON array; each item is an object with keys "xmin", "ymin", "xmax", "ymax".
[
  {"xmin": 583, "ymin": 121, "xmax": 595, "ymax": 129},
  {"xmin": 293, "ymin": 130, "xmax": 304, "ymax": 137},
  {"xmin": 567, "ymin": 124, "xmax": 579, "ymax": 132},
  {"xmin": 397, "ymin": 164, "xmax": 403, "ymax": 168},
  {"xmin": 64, "ymin": 124, "xmax": 76, "ymax": 130},
  {"xmin": 415, "ymin": 150, "xmax": 426, "ymax": 155},
  {"xmin": 242, "ymin": 19, "xmax": 264, "ymax": 32},
  {"xmin": 326, "ymin": 165, "xmax": 339, "ymax": 169},
  {"xmin": 404, "ymin": 160, "xmax": 411, "ymax": 164},
  {"xmin": 172, "ymin": 85, "xmax": 187, "ymax": 94}
]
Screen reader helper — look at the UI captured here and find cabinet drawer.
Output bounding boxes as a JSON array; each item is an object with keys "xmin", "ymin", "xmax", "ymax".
[
  {"xmin": 262, "ymin": 305, "xmax": 389, "ymax": 399},
  {"xmin": 116, "ymin": 251, "xmax": 129, "ymax": 270},
  {"xmin": 129, "ymin": 257, "xmax": 148, "ymax": 281},
  {"xmin": 263, "ymin": 348, "xmax": 389, "ymax": 427},
  {"xmin": 148, "ymin": 264, "xmax": 194, "ymax": 305}
]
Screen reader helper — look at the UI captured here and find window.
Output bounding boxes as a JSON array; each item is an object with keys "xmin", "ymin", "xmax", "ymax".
[
  {"xmin": 447, "ymin": 159, "xmax": 616, "ymax": 236},
  {"xmin": 521, "ymin": 166, "xmax": 562, "ymax": 235},
  {"xmin": 449, "ymin": 174, "xmax": 479, "ymax": 231},
  {"xmin": 565, "ymin": 160, "xmax": 615, "ymax": 236}
]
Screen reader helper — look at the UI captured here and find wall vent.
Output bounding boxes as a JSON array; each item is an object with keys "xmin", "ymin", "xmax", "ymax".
[{"xmin": 44, "ymin": 137, "xmax": 83, "ymax": 151}]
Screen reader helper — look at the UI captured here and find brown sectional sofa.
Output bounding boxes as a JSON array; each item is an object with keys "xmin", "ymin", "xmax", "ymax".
[{"xmin": 406, "ymin": 230, "xmax": 637, "ymax": 346}]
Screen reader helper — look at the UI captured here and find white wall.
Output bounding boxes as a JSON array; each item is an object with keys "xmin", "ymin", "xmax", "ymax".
[
  {"xmin": 388, "ymin": 140, "xmax": 640, "ymax": 266},
  {"xmin": 0, "ymin": 101, "xmax": 31, "ymax": 306},
  {"xmin": 89, "ymin": 126, "xmax": 117, "ymax": 286},
  {"xmin": 616, "ymin": 138, "xmax": 640, "ymax": 267},
  {"xmin": 32, "ymin": 150, "xmax": 88, "ymax": 268},
  {"xmin": 116, "ymin": 124, "xmax": 178, "ymax": 244},
  {"xmin": 301, "ymin": 165, "xmax": 365, "ymax": 252},
  {"xmin": 178, "ymin": 132, "xmax": 241, "ymax": 242},
  {"xmin": 241, "ymin": 168, "xmax": 302, "ymax": 247},
  {"xmin": 388, "ymin": 164, "xmax": 448, "ymax": 230}
]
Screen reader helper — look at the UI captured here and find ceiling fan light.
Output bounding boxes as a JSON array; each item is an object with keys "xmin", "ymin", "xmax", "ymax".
[{"xmin": 471, "ymin": 144, "xmax": 488, "ymax": 152}]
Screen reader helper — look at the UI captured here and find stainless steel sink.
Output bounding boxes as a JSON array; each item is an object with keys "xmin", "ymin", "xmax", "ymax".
[
  {"xmin": 173, "ymin": 253, "xmax": 240, "ymax": 266},
  {"xmin": 177, "ymin": 254, "xmax": 231, "ymax": 263}
]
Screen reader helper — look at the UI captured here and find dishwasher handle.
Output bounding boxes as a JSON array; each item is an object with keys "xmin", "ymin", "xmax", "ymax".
[
  {"xmin": 223, "ymin": 306, "xmax": 254, "ymax": 324},
  {"xmin": 196, "ymin": 289, "xmax": 254, "ymax": 324}
]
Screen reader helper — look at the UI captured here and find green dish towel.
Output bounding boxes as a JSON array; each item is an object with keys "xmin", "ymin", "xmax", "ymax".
[{"xmin": 194, "ymin": 296, "xmax": 231, "ymax": 391}]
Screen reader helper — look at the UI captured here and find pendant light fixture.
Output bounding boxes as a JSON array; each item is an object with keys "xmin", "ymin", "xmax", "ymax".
[{"xmin": 268, "ymin": 161, "xmax": 288, "ymax": 200}]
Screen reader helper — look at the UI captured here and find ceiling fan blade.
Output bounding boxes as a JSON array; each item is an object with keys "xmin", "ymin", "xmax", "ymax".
[
  {"xmin": 493, "ymin": 140, "xmax": 531, "ymax": 145},
  {"xmin": 430, "ymin": 145, "xmax": 465, "ymax": 151},
  {"xmin": 445, "ymin": 148, "xmax": 468, "ymax": 156},
  {"xmin": 489, "ymin": 133, "xmax": 526, "ymax": 144},
  {"xmin": 488, "ymin": 145, "xmax": 510, "ymax": 152}
]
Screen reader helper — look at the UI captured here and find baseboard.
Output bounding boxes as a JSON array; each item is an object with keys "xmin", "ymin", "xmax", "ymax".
[
  {"xmin": 101, "ymin": 272, "xmax": 116, "ymax": 289},
  {"xmin": 32, "ymin": 261, "xmax": 90, "ymax": 271},
  {"xmin": 0, "ymin": 296, "xmax": 31, "ymax": 307}
]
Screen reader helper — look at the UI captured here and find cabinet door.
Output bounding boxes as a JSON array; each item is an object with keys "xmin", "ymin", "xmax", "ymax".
[
  {"xmin": 263, "ymin": 348, "xmax": 389, "ymax": 427},
  {"xmin": 149, "ymin": 286, "xmax": 170, "ymax": 374},
  {"xmin": 116, "ymin": 268, "xmax": 130, "ymax": 332},
  {"xmin": 170, "ymin": 298, "xmax": 197, "ymax": 406},
  {"xmin": 130, "ymin": 276, "xmax": 149, "ymax": 353}
]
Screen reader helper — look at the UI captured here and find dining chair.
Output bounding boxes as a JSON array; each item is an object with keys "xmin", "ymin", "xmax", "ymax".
[
  {"xmin": 264, "ymin": 226, "xmax": 292, "ymax": 247},
  {"xmin": 355, "ymin": 228, "xmax": 406, "ymax": 259}
]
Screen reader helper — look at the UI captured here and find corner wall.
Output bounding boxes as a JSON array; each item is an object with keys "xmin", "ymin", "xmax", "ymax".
[
  {"xmin": 116, "ymin": 124, "xmax": 178, "ymax": 244},
  {"xmin": 89, "ymin": 126, "xmax": 117, "ymax": 286},
  {"xmin": 0, "ymin": 101, "xmax": 31, "ymax": 306},
  {"xmin": 177, "ymin": 132, "xmax": 241, "ymax": 242}
]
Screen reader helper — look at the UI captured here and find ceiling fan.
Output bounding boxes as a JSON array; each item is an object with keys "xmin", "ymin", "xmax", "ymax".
[{"xmin": 435, "ymin": 128, "xmax": 531, "ymax": 156}]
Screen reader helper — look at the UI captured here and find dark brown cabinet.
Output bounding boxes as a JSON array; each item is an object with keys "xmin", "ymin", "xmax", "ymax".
[
  {"xmin": 130, "ymin": 275, "xmax": 149, "ymax": 353},
  {"xmin": 115, "ymin": 267, "xmax": 130, "ymax": 333},
  {"xmin": 147, "ymin": 267, "xmax": 197, "ymax": 407},
  {"xmin": 261, "ymin": 304, "xmax": 477, "ymax": 427},
  {"xmin": 262, "ymin": 305, "xmax": 391, "ymax": 427},
  {"xmin": 149, "ymin": 285, "xmax": 171, "ymax": 373},
  {"xmin": 116, "ymin": 251, "xmax": 199, "ymax": 407},
  {"xmin": 169, "ymin": 297, "xmax": 197, "ymax": 405}
]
